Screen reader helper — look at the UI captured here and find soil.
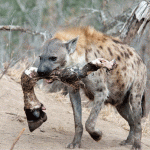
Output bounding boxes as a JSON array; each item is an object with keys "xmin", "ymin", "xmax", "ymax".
[{"xmin": 0, "ymin": 75, "xmax": 150, "ymax": 150}]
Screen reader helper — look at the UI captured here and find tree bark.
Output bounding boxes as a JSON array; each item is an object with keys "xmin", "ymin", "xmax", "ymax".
[{"xmin": 120, "ymin": 1, "xmax": 150, "ymax": 44}]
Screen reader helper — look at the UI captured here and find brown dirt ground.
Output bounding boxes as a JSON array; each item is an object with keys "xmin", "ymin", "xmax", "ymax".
[{"xmin": 1, "ymin": 75, "xmax": 150, "ymax": 150}]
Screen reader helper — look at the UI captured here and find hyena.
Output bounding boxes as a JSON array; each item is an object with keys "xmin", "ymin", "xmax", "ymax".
[{"xmin": 37, "ymin": 26, "xmax": 147, "ymax": 150}]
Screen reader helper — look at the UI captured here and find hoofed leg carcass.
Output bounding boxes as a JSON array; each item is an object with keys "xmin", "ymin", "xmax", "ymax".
[{"xmin": 21, "ymin": 58, "xmax": 115, "ymax": 134}]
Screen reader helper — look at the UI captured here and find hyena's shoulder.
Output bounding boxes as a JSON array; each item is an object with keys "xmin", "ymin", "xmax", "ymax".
[{"xmin": 54, "ymin": 26, "xmax": 122, "ymax": 55}]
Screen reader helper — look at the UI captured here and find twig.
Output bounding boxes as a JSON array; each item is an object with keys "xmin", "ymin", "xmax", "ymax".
[
  {"xmin": 0, "ymin": 48, "xmax": 14, "ymax": 80},
  {"xmin": 5, "ymin": 112, "xmax": 26, "ymax": 119},
  {"xmin": 10, "ymin": 128, "xmax": 26, "ymax": 150},
  {"xmin": 141, "ymin": 141, "xmax": 150, "ymax": 148},
  {"xmin": 6, "ymin": 112, "xmax": 18, "ymax": 116},
  {"xmin": 81, "ymin": 8, "xmax": 101, "ymax": 13},
  {"xmin": 0, "ymin": 61, "xmax": 11, "ymax": 79}
]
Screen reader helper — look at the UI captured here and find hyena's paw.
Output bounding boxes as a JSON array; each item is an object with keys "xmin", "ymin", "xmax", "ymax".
[
  {"xmin": 66, "ymin": 142, "xmax": 81, "ymax": 149},
  {"xmin": 131, "ymin": 146, "xmax": 142, "ymax": 150},
  {"xmin": 120, "ymin": 139, "xmax": 134, "ymax": 146},
  {"xmin": 131, "ymin": 142, "xmax": 142, "ymax": 150},
  {"xmin": 89, "ymin": 130, "xmax": 102, "ymax": 142}
]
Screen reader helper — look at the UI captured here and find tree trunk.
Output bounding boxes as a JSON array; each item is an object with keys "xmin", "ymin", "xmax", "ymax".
[{"xmin": 120, "ymin": 1, "xmax": 150, "ymax": 44}]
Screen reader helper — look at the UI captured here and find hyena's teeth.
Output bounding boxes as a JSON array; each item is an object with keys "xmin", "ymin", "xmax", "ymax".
[{"xmin": 46, "ymin": 79, "xmax": 53, "ymax": 83}]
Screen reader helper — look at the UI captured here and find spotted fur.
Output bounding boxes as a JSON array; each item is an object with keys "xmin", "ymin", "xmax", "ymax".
[{"xmin": 38, "ymin": 26, "xmax": 147, "ymax": 149}]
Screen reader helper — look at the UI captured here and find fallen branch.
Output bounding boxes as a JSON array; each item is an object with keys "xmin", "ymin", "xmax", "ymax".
[
  {"xmin": 10, "ymin": 128, "xmax": 26, "ymax": 150},
  {"xmin": 6, "ymin": 112, "xmax": 18, "ymax": 116}
]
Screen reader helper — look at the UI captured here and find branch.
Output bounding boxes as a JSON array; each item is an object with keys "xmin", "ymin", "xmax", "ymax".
[
  {"xmin": 81, "ymin": 8, "xmax": 101, "ymax": 13},
  {"xmin": 0, "ymin": 25, "xmax": 50, "ymax": 40},
  {"xmin": 10, "ymin": 128, "xmax": 26, "ymax": 150},
  {"xmin": 80, "ymin": 7, "xmax": 130, "ymax": 35},
  {"xmin": 81, "ymin": 8, "xmax": 107, "ymax": 23},
  {"xmin": 0, "ymin": 25, "xmax": 51, "ymax": 79}
]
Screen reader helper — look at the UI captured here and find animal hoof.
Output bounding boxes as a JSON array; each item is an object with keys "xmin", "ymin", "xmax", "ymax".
[
  {"xmin": 120, "ymin": 140, "xmax": 133, "ymax": 146},
  {"xmin": 89, "ymin": 130, "xmax": 102, "ymax": 141},
  {"xmin": 66, "ymin": 142, "xmax": 81, "ymax": 149},
  {"xmin": 24, "ymin": 105, "xmax": 47, "ymax": 132}
]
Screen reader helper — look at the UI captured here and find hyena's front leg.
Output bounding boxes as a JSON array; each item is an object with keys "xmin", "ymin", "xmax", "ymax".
[
  {"xmin": 67, "ymin": 87, "xmax": 83, "ymax": 149},
  {"xmin": 85, "ymin": 85, "xmax": 109, "ymax": 141}
]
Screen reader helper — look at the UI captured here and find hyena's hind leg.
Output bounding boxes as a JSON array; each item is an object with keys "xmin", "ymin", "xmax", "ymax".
[
  {"xmin": 130, "ymin": 66, "xmax": 146, "ymax": 150},
  {"xmin": 125, "ymin": 80, "xmax": 146, "ymax": 150},
  {"xmin": 116, "ymin": 90, "xmax": 135, "ymax": 146},
  {"xmin": 117, "ymin": 89, "xmax": 145, "ymax": 150},
  {"xmin": 129, "ymin": 91, "xmax": 144, "ymax": 150}
]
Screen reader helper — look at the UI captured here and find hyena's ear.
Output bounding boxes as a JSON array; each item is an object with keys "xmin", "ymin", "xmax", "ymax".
[{"xmin": 65, "ymin": 36, "xmax": 79, "ymax": 55}]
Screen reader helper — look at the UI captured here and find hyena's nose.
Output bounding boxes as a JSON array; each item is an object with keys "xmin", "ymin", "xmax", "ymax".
[
  {"xmin": 37, "ymin": 69, "xmax": 48, "ymax": 77},
  {"xmin": 37, "ymin": 71, "xmax": 45, "ymax": 77},
  {"xmin": 37, "ymin": 65, "xmax": 52, "ymax": 77}
]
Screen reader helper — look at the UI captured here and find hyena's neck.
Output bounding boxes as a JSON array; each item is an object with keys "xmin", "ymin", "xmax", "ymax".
[{"xmin": 67, "ymin": 51, "xmax": 87, "ymax": 68}]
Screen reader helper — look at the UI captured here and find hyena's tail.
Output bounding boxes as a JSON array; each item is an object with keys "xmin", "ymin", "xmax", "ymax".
[{"xmin": 142, "ymin": 91, "xmax": 146, "ymax": 118}]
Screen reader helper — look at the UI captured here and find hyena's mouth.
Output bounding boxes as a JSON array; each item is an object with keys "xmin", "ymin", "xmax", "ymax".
[
  {"xmin": 46, "ymin": 78, "xmax": 54, "ymax": 83},
  {"xmin": 45, "ymin": 77, "xmax": 56, "ymax": 84}
]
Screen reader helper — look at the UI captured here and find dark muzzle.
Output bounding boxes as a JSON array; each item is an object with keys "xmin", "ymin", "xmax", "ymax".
[{"xmin": 37, "ymin": 67, "xmax": 52, "ymax": 77}]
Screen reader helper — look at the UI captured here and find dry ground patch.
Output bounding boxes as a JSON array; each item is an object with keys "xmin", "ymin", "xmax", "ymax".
[{"xmin": 0, "ymin": 67, "xmax": 150, "ymax": 149}]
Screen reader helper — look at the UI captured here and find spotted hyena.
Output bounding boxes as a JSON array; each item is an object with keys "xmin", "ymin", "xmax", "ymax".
[{"xmin": 37, "ymin": 26, "xmax": 147, "ymax": 150}]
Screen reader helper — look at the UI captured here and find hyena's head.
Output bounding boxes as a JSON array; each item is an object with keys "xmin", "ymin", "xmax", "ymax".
[{"xmin": 37, "ymin": 37, "xmax": 80, "ymax": 77}]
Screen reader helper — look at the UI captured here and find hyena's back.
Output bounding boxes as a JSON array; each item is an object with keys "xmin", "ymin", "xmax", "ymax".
[{"xmin": 53, "ymin": 26, "xmax": 147, "ymax": 104}]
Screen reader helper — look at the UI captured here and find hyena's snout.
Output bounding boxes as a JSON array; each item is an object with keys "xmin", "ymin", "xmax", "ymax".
[{"xmin": 37, "ymin": 63, "xmax": 52, "ymax": 77}]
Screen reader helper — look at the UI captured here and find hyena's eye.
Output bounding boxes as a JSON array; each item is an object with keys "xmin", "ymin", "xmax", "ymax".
[{"xmin": 49, "ymin": 56, "xmax": 57, "ymax": 61}]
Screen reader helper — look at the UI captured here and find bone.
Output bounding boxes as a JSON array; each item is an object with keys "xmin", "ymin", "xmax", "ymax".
[
  {"xmin": 21, "ymin": 58, "xmax": 116, "ymax": 110},
  {"xmin": 21, "ymin": 69, "xmax": 41, "ymax": 110},
  {"xmin": 91, "ymin": 58, "xmax": 116, "ymax": 70},
  {"xmin": 21, "ymin": 70, "xmax": 47, "ymax": 132},
  {"xmin": 21, "ymin": 58, "xmax": 115, "ymax": 132}
]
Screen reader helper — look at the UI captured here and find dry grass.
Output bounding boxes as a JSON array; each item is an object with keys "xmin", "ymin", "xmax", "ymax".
[
  {"xmin": 51, "ymin": 126, "xmax": 66, "ymax": 133},
  {"xmin": 142, "ymin": 114, "xmax": 150, "ymax": 135},
  {"xmin": 49, "ymin": 91, "xmax": 69, "ymax": 103},
  {"xmin": 5, "ymin": 59, "xmax": 30, "ymax": 82}
]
